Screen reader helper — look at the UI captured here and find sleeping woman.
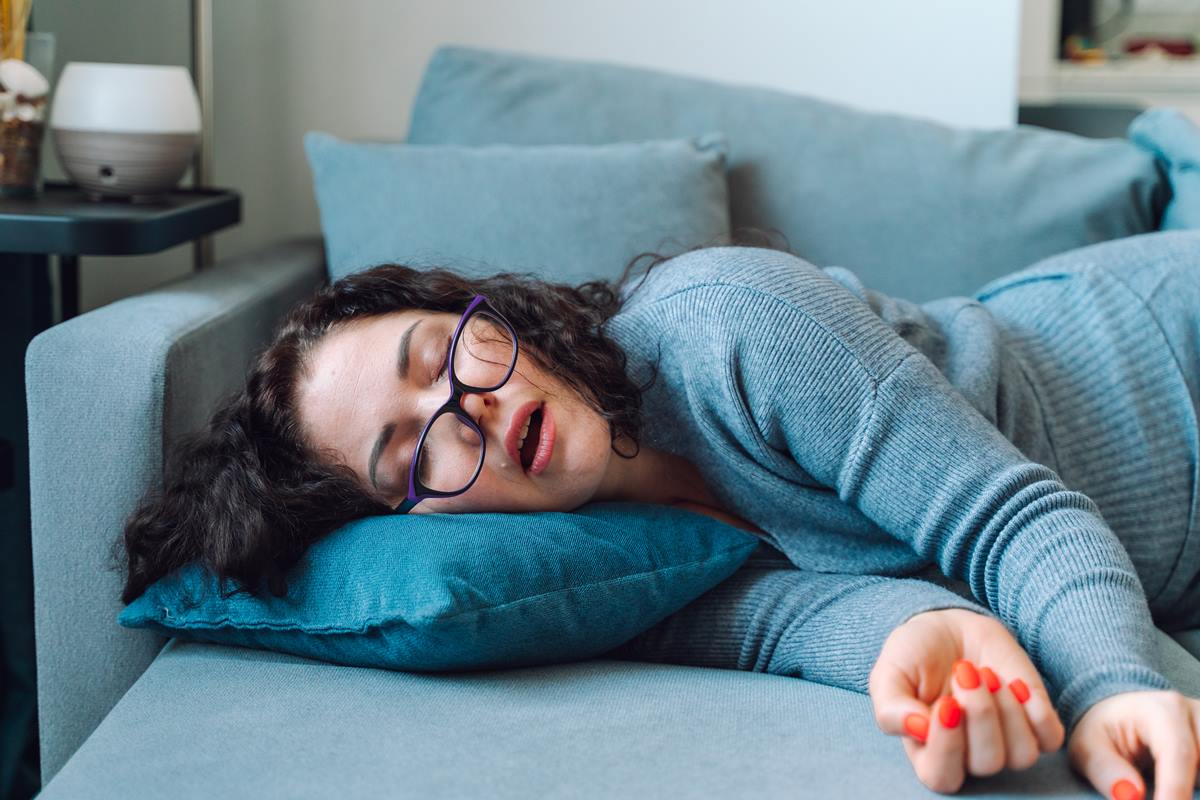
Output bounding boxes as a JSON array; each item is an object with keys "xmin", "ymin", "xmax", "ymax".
[{"xmin": 117, "ymin": 227, "xmax": 1200, "ymax": 800}]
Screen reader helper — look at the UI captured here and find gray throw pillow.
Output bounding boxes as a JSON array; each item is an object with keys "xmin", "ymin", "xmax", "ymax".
[{"xmin": 304, "ymin": 130, "xmax": 732, "ymax": 285}]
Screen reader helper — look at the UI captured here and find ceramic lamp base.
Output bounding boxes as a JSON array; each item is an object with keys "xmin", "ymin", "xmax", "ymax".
[{"xmin": 51, "ymin": 128, "xmax": 197, "ymax": 198}]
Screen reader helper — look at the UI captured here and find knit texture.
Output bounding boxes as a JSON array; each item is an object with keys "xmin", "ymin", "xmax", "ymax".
[{"xmin": 602, "ymin": 238, "xmax": 1200, "ymax": 737}]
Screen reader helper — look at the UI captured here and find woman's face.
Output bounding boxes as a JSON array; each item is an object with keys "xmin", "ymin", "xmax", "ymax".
[{"xmin": 295, "ymin": 309, "xmax": 619, "ymax": 513}]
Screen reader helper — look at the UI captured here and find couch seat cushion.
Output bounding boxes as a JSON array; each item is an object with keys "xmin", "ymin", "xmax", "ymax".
[{"xmin": 36, "ymin": 633, "xmax": 1200, "ymax": 798}]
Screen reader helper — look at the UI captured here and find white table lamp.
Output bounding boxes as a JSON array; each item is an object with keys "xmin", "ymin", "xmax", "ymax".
[{"xmin": 48, "ymin": 62, "xmax": 201, "ymax": 202}]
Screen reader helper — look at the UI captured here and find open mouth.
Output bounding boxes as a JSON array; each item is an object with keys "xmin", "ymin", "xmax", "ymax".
[{"xmin": 518, "ymin": 406, "xmax": 544, "ymax": 471}]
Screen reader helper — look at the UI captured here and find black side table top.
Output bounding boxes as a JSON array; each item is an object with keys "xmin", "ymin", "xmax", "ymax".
[{"xmin": 0, "ymin": 180, "xmax": 241, "ymax": 256}]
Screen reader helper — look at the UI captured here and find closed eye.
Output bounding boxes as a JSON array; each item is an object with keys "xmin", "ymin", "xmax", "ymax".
[{"xmin": 433, "ymin": 336, "xmax": 451, "ymax": 383}]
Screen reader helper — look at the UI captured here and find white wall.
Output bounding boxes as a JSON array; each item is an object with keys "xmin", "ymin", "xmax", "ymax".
[
  {"xmin": 35, "ymin": 0, "xmax": 192, "ymax": 316},
  {"xmin": 1018, "ymin": 0, "xmax": 1059, "ymax": 85},
  {"xmin": 38, "ymin": 0, "xmax": 1020, "ymax": 315}
]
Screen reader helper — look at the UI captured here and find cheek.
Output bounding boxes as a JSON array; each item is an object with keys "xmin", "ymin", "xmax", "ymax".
[
  {"xmin": 560, "ymin": 403, "xmax": 611, "ymax": 472},
  {"xmin": 420, "ymin": 468, "xmax": 533, "ymax": 513}
]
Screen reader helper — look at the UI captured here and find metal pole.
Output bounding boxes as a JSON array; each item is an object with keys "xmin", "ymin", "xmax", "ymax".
[{"xmin": 190, "ymin": 0, "xmax": 214, "ymax": 271}]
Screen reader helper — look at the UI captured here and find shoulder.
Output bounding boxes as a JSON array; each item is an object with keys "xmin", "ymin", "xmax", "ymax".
[
  {"xmin": 619, "ymin": 246, "xmax": 824, "ymax": 305},
  {"xmin": 613, "ymin": 246, "xmax": 910, "ymax": 381}
]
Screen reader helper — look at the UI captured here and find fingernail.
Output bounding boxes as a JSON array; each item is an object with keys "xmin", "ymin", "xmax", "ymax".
[
  {"xmin": 979, "ymin": 666, "xmax": 1001, "ymax": 693},
  {"xmin": 936, "ymin": 695, "xmax": 961, "ymax": 729},
  {"xmin": 953, "ymin": 659, "xmax": 980, "ymax": 690},
  {"xmin": 1009, "ymin": 678, "xmax": 1031, "ymax": 704},
  {"xmin": 1111, "ymin": 778, "xmax": 1142, "ymax": 800},
  {"xmin": 903, "ymin": 713, "xmax": 929, "ymax": 744}
]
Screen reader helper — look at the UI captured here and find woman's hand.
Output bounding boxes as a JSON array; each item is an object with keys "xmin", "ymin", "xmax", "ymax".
[
  {"xmin": 869, "ymin": 607, "xmax": 1066, "ymax": 793},
  {"xmin": 1067, "ymin": 690, "xmax": 1199, "ymax": 800}
]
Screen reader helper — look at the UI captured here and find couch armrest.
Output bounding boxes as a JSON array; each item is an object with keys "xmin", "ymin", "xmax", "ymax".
[{"xmin": 26, "ymin": 236, "xmax": 327, "ymax": 783}]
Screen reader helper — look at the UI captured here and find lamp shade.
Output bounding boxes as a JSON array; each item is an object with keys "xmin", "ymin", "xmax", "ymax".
[{"xmin": 49, "ymin": 62, "xmax": 201, "ymax": 200}]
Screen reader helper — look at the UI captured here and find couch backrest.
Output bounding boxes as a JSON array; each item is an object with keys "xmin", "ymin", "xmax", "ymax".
[{"xmin": 407, "ymin": 45, "xmax": 1169, "ymax": 304}]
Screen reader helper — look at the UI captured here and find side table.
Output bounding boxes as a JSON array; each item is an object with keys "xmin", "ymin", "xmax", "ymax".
[{"xmin": 0, "ymin": 180, "xmax": 240, "ymax": 800}]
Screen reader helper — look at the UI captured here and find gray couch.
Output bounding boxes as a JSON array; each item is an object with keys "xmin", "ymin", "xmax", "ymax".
[{"xmin": 27, "ymin": 47, "xmax": 1200, "ymax": 798}]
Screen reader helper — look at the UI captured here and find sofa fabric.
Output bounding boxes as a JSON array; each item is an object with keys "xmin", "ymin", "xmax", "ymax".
[
  {"xmin": 26, "ymin": 238, "xmax": 328, "ymax": 782},
  {"xmin": 407, "ymin": 45, "xmax": 1170, "ymax": 304},
  {"xmin": 305, "ymin": 130, "xmax": 732, "ymax": 285},
  {"xmin": 33, "ymin": 631, "xmax": 1200, "ymax": 800}
]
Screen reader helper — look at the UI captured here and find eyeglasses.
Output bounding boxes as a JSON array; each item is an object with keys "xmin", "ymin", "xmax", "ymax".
[{"xmin": 392, "ymin": 294, "xmax": 519, "ymax": 514}]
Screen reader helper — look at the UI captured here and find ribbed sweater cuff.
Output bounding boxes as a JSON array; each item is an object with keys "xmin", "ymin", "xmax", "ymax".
[
  {"xmin": 1055, "ymin": 665, "xmax": 1173, "ymax": 739},
  {"xmin": 772, "ymin": 576, "xmax": 997, "ymax": 693},
  {"xmin": 1000, "ymin": 506, "xmax": 1175, "ymax": 737}
]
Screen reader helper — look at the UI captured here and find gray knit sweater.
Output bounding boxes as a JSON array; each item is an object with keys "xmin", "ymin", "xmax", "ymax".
[{"xmin": 602, "ymin": 241, "xmax": 1198, "ymax": 737}]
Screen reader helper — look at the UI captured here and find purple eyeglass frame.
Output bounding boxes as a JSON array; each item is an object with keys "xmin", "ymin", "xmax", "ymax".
[{"xmin": 392, "ymin": 294, "xmax": 518, "ymax": 514}]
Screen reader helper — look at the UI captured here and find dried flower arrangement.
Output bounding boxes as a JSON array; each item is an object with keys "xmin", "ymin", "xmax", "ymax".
[{"xmin": 0, "ymin": 0, "xmax": 47, "ymax": 194}]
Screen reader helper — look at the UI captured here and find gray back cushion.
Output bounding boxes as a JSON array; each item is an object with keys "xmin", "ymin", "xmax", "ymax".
[{"xmin": 407, "ymin": 45, "xmax": 1169, "ymax": 302}]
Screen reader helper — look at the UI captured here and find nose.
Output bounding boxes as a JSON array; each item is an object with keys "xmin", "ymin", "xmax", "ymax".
[{"xmin": 459, "ymin": 390, "xmax": 495, "ymax": 436}]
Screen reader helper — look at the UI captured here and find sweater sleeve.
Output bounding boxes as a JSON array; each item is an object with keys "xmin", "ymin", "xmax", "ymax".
[
  {"xmin": 856, "ymin": 352, "xmax": 1172, "ymax": 734},
  {"xmin": 603, "ymin": 562, "xmax": 997, "ymax": 693},
  {"xmin": 698, "ymin": 273, "xmax": 1173, "ymax": 737}
]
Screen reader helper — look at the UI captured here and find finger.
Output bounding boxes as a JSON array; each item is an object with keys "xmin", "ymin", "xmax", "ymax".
[
  {"xmin": 1194, "ymin": 700, "xmax": 1200, "ymax": 781},
  {"xmin": 913, "ymin": 695, "xmax": 967, "ymax": 794},
  {"xmin": 985, "ymin": 666, "xmax": 1040, "ymax": 771},
  {"xmin": 869, "ymin": 659, "xmax": 933, "ymax": 743},
  {"xmin": 951, "ymin": 659, "xmax": 1006, "ymax": 776},
  {"xmin": 1066, "ymin": 720, "xmax": 1147, "ymax": 800},
  {"xmin": 900, "ymin": 734, "xmax": 941, "ymax": 793},
  {"xmin": 901, "ymin": 735, "xmax": 922, "ymax": 767},
  {"xmin": 1141, "ymin": 700, "xmax": 1198, "ymax": 800},
  {"xmin": 1009, "ymin": 676, "xmax": 1065, "ymax": 753}
]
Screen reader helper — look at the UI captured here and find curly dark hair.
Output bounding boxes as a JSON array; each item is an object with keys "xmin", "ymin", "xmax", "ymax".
[{"xmin": 112, "ymin": 227, "xmax": 792, "ymax": 604}]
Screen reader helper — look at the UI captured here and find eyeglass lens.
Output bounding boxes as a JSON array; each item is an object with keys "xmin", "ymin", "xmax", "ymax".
[{"xmin": 414, "ymin": 309, "xmax": 517, "ymax": 493}]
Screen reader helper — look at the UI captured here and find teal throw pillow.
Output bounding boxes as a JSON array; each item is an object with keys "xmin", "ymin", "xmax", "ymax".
[
  {"xmin": 303, "ymin": 130, "xmax": 732, "ymax": 285},
  {"xmin": 117, "ymin": 502, "xmax": 761, "ymax": 672},
  {"xmin": 1129, "ymin": 107, "xmax": 1200, "ymax": 230}
]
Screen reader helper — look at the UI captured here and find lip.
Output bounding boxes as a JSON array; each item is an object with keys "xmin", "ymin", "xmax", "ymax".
[
  {"xmin": 528, "ymin": 403, "xmax": 555, "ymax": 475},
  {"xmin": 505, "ymin": 400, "xmax": 542, "ymax": 470}
]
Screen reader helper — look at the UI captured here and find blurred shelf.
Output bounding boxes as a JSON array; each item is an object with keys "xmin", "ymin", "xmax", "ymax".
[
  {"xmin": 1022, "ymin": 57, "xmax": 1200, "ymax": 106},
  {"xmin": 1055, "ymin": 58, "xmax": 1200, "ymax": 92}
]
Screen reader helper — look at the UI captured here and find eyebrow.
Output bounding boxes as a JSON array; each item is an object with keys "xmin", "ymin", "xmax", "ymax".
[{"xmin": 368, "ymin": 319, "xmax": 422, "ymax": 490}]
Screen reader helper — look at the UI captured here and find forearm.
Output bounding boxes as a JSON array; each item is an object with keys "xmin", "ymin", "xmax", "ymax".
[
  {"xmin": 603, "ymin": 565, "xmax": 996, "ymax": 693},
  {"xmin": 862, "ymin": 354, "xmax": 1172, "ymax": 735},
  {"xmin": 983, "ymin": 497, "xmax": 1172, "ymax": 735}
]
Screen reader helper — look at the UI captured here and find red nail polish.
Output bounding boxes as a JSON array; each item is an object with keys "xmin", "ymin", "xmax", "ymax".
[
  {"xmin": 1111, "ymin": 778, "xmax": 1142, "ymax": 800},
  {"xmin": 979, "ymin": 666, "xmax": 1001, "ymax": 693},
  {"xmin": 937, "ymin": 696, "xmax": 961, "ymax": 729},
  {"xmin": 953, "ymin": 659, "xmax": 980, "ymax": 690},
  {"xmin": 903, "ymin": 713, "xmax": 929, "ymax": 743},
  {"xmin": 1009, "ymin": 678, "xmax": 1031, "ymax": 704}
]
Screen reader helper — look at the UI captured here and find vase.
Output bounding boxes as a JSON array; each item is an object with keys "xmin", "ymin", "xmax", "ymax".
[{"xmin": 0, "ymin": 32, "xmax": 54, "ymax": 198}]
